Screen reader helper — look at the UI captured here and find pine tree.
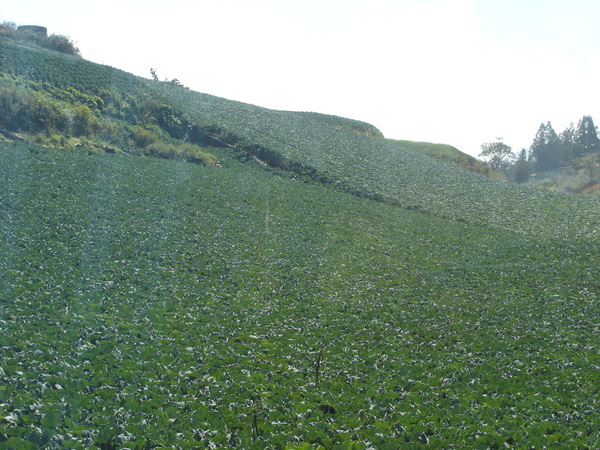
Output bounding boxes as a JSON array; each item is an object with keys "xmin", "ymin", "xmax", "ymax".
[
  {"xmin": 529, "ymin": 122, "xmax": 562, "ymax": 172},
  {"xmin": 573, "ymin": 115, "xmax": 600, "ymax": 158},
  {"xmin": 511, "ymin": 148, "xmax": 531, "ymax": 183},
  {"xmin": 559, "ymin": 122, "xmax": 576, "ymax": 164}
]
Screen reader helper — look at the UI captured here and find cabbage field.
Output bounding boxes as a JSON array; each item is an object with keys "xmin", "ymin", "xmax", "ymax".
[
  {"xmin": 1, "ymin": 35, "xmax": 599, "ymax": 449},
  {"xmin": 146, "ymin": 80, "xmax": 599, "ymax": 241},
  {"xmin": 1, "ymin": 142, "xmax": 598, "ymax": 448}
]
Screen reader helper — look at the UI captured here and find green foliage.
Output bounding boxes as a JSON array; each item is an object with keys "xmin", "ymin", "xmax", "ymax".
[
  {"xmin": 71, "ymin": 104, "xmax": 99, "ymax": 136},
  {"xmin": 574, "ymin": 115, "xmax": 600, "ymax": 157},
  {"xmin": 573, "ymin": 153, "xmax": 599, "ymax": 181},
  {"xmin": 129, "ymin": 125, "xmax": 158, "ymax": 147},
  {"xmin": 488, "ymin": 116, "xmax": 600, "ymax": 192},
  {"xmin": 0, "ymin": 22, "xmax": 19, "ymax": 39},
  {"xmin": 0, "ymin": 85, "xmax": 68, "ymax": 133},
  {"xmin": 510, "ymin": 149, "xmax": 531, "ymax": 183},
  {"xmin": 530, "ymin": 121, "xmax": 563, "ymax": 172},
  {"xmin": 42, "ymin": 34, "xmax": 81, "ymax": 57},
  {"xmin": 142, "ymin": 78, "xmax": 598, "ymax": 239},
  {"xmin": 0, "ymin": 85, "xmax": 23, "ymax": 126},
  {"xmin": 0, "ymin": 65, "xmax": 218, "ymax": 167},
  {"xmin": 1, "ymin": 32, "xmax": 600, "ymax": 448},
  {"xmin": 0, "ymin": 142, "xmax": 599, "ymax": 448},
  {"xmin": 0, "ymin": 22, "xmax": 80, "ymax": 56},
  {"xmin": 145, "ymin": 141, "xmax": 220, "ymax": 165},
  {"xmin": 0, "ymin": 36, "xmax": 139, "ymax": 92},
  {"xmin": 528, "ymin": 117, "xmax": 600, "ymax": 174},
  {"xmin": 479, "ymin": 140, "xmax": 513, "ymax": 172}
]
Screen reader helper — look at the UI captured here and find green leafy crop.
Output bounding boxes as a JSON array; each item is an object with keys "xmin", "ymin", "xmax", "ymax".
[
  {"xmin": 1, "ymin": 32, "xmax": 599, "ymax": 449},
  {"xmin": 0, "ymin": 143, "xmax": 598, "ymax": 448}
]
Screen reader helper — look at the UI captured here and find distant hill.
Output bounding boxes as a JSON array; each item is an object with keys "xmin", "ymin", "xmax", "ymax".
[{"xmin": 391, "ymin": 139, "xmax": 502, "ymax": 178}]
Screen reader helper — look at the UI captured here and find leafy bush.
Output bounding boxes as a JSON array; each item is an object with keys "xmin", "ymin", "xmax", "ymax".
[
  {"xmin": 181, "ymin": 144, "xmax": 220, "ymax": 166},
  {"xmin": 71, "ymin": 104, "xmax": 99, "ymax": 136},
  {"xmin": 0, "ymin": 85, "xmax": 23, "ymax": 127},
  {"xmin": 18, "ymin": 92, "xmax": 68, "ymax": 132},
  {"xmin": 0, "ymin": 69, "xmax": 219, "ymax": 166},
  {"xmin": 42, "ymin": 34, "xmax": 80, "ymax": 57},
  {"xmin": 130, "ymin": 125, "xmax": 158, "ymax": 147}
]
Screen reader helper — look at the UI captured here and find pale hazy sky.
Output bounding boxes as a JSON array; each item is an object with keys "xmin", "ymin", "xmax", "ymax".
[{"xmin": 4, "ymin": 0, "xmax": 600, "ymax": 156}]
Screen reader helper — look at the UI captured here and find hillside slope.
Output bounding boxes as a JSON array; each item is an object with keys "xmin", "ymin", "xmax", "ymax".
[
  {"xmin": 1, "ymin": 142, "xmax": 599, "ymax": 448},
  {"xmin": 5, "ymin": 36, "xmax": 597, "ymax": 241},
  {"xmin": 1, "ymin": 34, "xmax": 599, "ymax": 448},
  {"xmin": 146, "ymin": 79, "xmax": 599, "ymax": 239},
  {"xmin": 391, "ymin": 139, "xmax": 501, "ymax": 178}
]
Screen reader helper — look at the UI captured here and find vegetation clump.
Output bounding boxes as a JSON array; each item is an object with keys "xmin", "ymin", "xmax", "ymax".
[
  {"xmin": 0, "ymin": 71, "xmax": 219, "ymax": 166},
  {"xmin": 393, "ymin": 139, "xmax": 501, "ymax": 178},
  {"xmin": 0, "ymin": 21, "xmax": 80, "ymax": 57},
  {"xmin": 479, "ymin": 117, "xmax": 600, "ymax": 193}
]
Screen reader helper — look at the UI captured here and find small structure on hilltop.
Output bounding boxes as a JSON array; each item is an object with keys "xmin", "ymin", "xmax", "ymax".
[{"xmin": 17, "ymin": 25, "xmax": 48, "ymax": 38}]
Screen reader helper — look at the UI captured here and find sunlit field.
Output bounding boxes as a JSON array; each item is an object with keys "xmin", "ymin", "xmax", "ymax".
[{"xmin": 1, "ymin": 34, "xmax": 599, "ymax": 448}]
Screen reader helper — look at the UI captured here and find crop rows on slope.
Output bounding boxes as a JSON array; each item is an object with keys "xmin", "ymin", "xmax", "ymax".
[
  {"xmin": 1, "ymin": 143, "xmax": 599, "ymax": 448},
  {"xmin": 0, "ymin": 37, "xmax": 142, "ymax": 94},
  {"xmin": 3, "ymin": 38, "xmax": 598, "ymax": 240},
  {"xmin": 145, "ymin": 81, "xmax": 600, "ymax": 241}
]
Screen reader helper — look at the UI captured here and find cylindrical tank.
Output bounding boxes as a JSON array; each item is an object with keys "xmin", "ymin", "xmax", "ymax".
[{"xmin": 17, "ymin": 25, "xmax": 48, "ymax": 37}]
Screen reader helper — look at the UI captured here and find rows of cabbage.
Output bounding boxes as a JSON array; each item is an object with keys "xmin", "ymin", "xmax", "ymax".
[
  {"xmin": 0, "ymin": 37, "xmax": 142, "ymax": 95},
  {"xmin": 146, "ymin": 81, "xmax": 600, "ymax": 241},
  {"xmin": 3, "ymin": 38, "xmax": 598, "ymax": 241},
  {"xmin": 1, "ymin": 144, "xmax": 599, "ymax": 448}
]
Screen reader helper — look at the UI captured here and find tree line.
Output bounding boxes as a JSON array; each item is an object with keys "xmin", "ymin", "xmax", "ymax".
[{"xmin": 480, "ymin": 115, "xmax": 600, "ymax": 185}]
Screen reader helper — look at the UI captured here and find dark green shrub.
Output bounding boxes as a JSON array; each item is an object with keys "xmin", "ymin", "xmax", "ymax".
[
  {"xmin": 97, "ymin": 90, "xmax": 134, "ymax": 121},
  {"xmin": 0, "ymin": 86, "xmax": 23, "ymax": 127},
  {"xmin": 130, "ymin": 126, "xmax": 158, "ymax": 147},
  {"xmin": 71, "ymin": 104, "xmax": 96, "ymax": 136},
  {"xmin": 18, "ymin": 94, "xmax": 66, "ymax": 132},
  {"xmin": 42, "ymin": 34, "xmax": 80, "ymax": 57},
  {"xmin": 146, "ymin": 142, "xmax": 179, "ymax": 160}
]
